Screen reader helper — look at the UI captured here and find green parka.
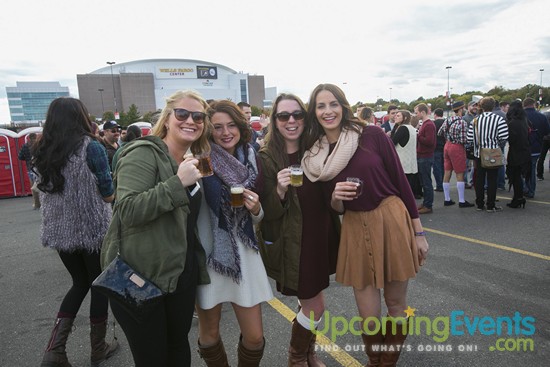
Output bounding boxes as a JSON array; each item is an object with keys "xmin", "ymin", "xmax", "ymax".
[
  {"xmin": 101, "ymin": 136, "xmax": 210, "ymax": 293},
  {"xmin": 257, "ymin": 149, "xmax": 304, "ymax": 292}
]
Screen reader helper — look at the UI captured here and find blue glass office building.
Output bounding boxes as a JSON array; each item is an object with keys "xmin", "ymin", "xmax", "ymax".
[{"xmin": 6, "ymin": 82, "xmax": 69, "ymax": 123}]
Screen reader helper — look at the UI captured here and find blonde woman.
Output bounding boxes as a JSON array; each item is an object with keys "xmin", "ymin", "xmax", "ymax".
[{"xmin": 101, "ymin": 90, "xmax": 212, "ymax": 366}]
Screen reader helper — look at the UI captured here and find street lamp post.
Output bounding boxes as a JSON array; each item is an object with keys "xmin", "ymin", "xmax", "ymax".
[
  {"xmin": 106, "ymin": 61, "xmax": 117, "ymax": 117},
  {"xmin": 446, "ymin": 66, "xmax": 452, "ymax": 116},
  {"xmin": 540, "ymin": 68, "xmax": 544, "ymax": 108},
  {"xmin": 389, "ymin": 87, "xmax": 392, "ymax": 103},
  {"xmin": 98, "ymin": 89, "xmax": 105, "ymax": 116}
]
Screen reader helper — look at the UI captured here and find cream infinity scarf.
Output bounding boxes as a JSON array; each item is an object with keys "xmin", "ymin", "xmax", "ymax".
[{"xmin": 301, "ymin": 127, "xmax": 361, "ymax": 182}]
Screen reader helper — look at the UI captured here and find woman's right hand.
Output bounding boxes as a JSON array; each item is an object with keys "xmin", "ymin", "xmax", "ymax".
[
  {"xmin": 276, "ymin": 168, "xmax": 291, "ymax": 200},
  {"xmin": 177, "ymin": 157, "xmax": 201, "ymax": 187}
]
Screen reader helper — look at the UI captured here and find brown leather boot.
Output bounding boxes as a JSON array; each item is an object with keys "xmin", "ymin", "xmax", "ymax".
[
  {"xmin": 306, "ymin": 331, "xmax": 326, "ymax": 367},
  {"xmin": 380, "ymin": 318, "xmax": 408, "ymax": 367},
  {"xmin": 361, "ymin": 330, "xmax": 385, "ymax": 367},
  {"xmin": 40, "ymin": 318, "xmax": 74, "ymax": 367},
  {"xmin": 288, "ymin": 319, "xmax": 313, "ymax": 367},
  {"xmin": 237, "ymin": 335, "xmax": 265, "ymax": 367},
  {"xmin": 197, "ymin": 338, "xmax": 230, "ymax": 367},
  {"xmin": 90, "ymin": 320, "xmax": 119, "ymax": 367}
]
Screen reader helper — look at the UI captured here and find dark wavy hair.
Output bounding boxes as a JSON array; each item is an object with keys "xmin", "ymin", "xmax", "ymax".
[
  {"xmin": 32, "ymin": 97, "xmax": 96, "ymax": 193},
  {"xmin": 207, "ymin": 99, "xmax": 251, "ymax": 147},
  {"xmin": 123, "ymin": 125, "xmax": 142, "ymax": 142},
  {"xmin": 506, "ymin": 100, "xmax": 525, "ymax": 122},
  {"xmin": 304, "ymin": 83, "xmax": 365, "ymax": 150},
  {"xmin": 260, "ymin": 93, "xmax": 308, "ymax": 169}
]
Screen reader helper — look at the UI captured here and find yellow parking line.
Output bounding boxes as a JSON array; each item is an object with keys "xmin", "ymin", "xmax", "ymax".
[
  {"xmin": 267, "ymin": 298, "xmax": 363, "ymax": 367},
  {"xmin": 424, "ymin": 227, "xmax": 550, "ymax": 261}
]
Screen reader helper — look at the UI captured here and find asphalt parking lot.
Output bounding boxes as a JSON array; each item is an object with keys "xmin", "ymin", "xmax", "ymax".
[{"xmin": 1, "ymin": 175, "xmax": 549, "ymax": 366}]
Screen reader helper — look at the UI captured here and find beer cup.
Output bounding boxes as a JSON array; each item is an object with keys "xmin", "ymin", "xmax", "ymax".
[
  {"xmin": 346, "ymin": 177, "xmax": 363, "ymax": 198},
  {"xmin": 195, "ymin": 152, "xmax": 213, "ymax": 177},
  {"xmin": 230, "ymin": 184, "xmax": 244, "ymax": 208},
  {"xmin": 289, "ymin": 165, "xmax": 303, "ymax": 187}
]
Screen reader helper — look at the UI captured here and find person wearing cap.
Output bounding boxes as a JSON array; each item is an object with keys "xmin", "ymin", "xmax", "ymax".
[
  {"xmin": 102, "ymin": 120, "xmax": 121, "ymax": 171},
  {"xmin": 463, "ymin": 101, "xmax": 478, "ymax": 125},
  {"xmin": 437, "ymin": 101, "xmax": 475, "ymax": 208}
]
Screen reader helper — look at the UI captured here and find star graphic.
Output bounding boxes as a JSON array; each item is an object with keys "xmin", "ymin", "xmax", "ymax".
[{"xmin": 404, "ymin": 306, "xmax": 416, "ymax": 318}]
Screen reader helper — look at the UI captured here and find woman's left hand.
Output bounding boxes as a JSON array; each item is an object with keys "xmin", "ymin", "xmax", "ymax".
[
  {"xmin": 416, "ymin": 236, "xmax": 429, "ymax": 266},
  {"xmin": 243, "ymin": 189, "xmax": 261, "ymax": 216}
]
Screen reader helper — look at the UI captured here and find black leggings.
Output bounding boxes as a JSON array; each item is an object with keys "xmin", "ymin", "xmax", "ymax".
[
  {"xmin": 58, "ymin": 250, "xmax": 108, "ymax": 318},
  {"xmin": 110, "ymin": 268, "xmax": 198, "ymax": 367}
]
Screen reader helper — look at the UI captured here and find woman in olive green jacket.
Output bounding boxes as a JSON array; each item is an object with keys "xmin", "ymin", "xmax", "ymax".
[
  {"xmin": 258, "ymin": 93, "xmax": 340, "ymax": 366},
  {"xmin": 101, "ymin": 90, "xmax": 211, "ymax": 367}
]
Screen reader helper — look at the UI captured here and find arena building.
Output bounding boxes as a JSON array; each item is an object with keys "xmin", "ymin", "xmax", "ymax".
[{"xmin": 77, "ymin": 59, "xmax": 268, "ymax": 119}]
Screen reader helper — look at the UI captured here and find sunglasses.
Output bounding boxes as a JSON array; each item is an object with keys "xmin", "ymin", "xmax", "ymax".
[
  {"xmin": 109, "ymin": 128, "xmax": 121, "ymax": 133},
  {"xmin": 173, "ymin": 108, "xmax": 206, "ymax": 123},
  {"xmin": 275, "ymin": 111, "xmax": 305, "ymax": 122}
]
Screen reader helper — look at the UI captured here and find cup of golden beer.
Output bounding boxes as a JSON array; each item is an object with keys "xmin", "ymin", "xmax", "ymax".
[
  {"xmin": 230, "ymin": 184, "xmax": 244, "ymax": 208},
  {"xmin": 289, "ymin": 165, "xmax": 303, "ymax": 187},
  {"xmin": 195, "ymin": 152, "xmax": 214, "ymax": 177},
  {"xmin": 346, "ymin": 177, "xmax": 363, "ymax": 198}
]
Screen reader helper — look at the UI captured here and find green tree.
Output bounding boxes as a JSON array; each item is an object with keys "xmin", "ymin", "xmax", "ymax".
[{"xmin": 121, "ymin": 104, "xmax": 141, "ymax": 126}]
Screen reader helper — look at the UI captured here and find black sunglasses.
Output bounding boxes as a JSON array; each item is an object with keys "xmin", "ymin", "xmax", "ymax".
[
  {"xmin": 173, "ymin": 108, "xmax": 206, "ymax": 123},
  {"xmin": 109, "ymin": 128, "xmax": 121, "ymax": 133},
  {"xmin": 275, "ymin": 111, "xmax": 305, "ymax": 122}
]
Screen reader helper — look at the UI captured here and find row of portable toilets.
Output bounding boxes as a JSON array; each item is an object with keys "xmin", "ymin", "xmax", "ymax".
[{"xmin": 0, "ymin": 122, "xmax": 151, "ymax": 199}]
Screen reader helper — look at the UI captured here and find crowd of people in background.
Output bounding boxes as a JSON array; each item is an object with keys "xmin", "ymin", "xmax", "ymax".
[{"xmin": 19, "ymin": 85, "xmax": 550, "ymax": 367}]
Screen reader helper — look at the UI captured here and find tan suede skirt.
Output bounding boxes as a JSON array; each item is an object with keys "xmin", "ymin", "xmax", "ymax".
[{"xmin": 336, "ymin": 196, "xmax": 420, "ymax": 289}]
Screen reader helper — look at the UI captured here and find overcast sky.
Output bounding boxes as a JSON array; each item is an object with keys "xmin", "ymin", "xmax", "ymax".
[{"xmin": 1, "ymin": 0, "xmax": 549, "ymax": 122}]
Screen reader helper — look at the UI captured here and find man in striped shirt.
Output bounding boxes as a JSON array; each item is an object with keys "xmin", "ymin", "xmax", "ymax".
[{"xmin": 467, "ymin": 97, "xmax": 509, "ymax": 212}]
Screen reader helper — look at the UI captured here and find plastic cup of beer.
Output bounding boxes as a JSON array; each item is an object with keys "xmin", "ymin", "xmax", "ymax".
[
  {"xmin": 195, "ymin": 152, "xmax": 213, "ymax": 177},
  {"xmin": 346, "ymin": 177, "xmax": 363, "ymax": 198},
  {"xmin": 289, "ymin": 165, "xmax": 303, "ymax": 187},
  {"xmin": 230, "ymin": 184, "xmax": 244, "ymax": 208}
]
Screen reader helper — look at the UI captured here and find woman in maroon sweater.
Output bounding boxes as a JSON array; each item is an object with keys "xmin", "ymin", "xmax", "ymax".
[{"xmin": 302, "ymin": 84, "xmax": 429, "ymax": 367}]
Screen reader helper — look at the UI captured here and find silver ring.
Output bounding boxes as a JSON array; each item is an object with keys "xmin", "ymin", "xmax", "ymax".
[{"xmin": 248, "ymin": 195, "xmax": 254, "ymax": 200}]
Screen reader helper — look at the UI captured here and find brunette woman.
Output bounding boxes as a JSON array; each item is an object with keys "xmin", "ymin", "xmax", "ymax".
[
  {"xmin": 34, "ymin": 97, "xmax": 118, "ymax": 367},
  {"xmin": 258, "ymin": 93, "xmax": 340, "ymax": 366},
  {"xmin": 505, "ymin": 100, "xmax": 531, "ymax": 208},
  {"xmin": 302, "ymin": 84, "xmax": 428, "ymax": 367},
  {"xmin": 195, "ymin": 100, "xmax": 272, "ymax": 366}
]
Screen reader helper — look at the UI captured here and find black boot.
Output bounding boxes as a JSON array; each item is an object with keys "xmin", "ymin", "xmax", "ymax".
[
  {"xmin": 506, "ymin": 198, "xmax": 526, "ymax": 209},
  {"xmin": 40, "ymin": 318, "xmax": 74, "ymax": 367},
  {"xmin": 90, "ymin": 320, "xmax": 119, "ymax": 367}
]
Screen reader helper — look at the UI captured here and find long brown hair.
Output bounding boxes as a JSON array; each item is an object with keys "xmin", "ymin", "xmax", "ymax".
[
  {"xmin": 304, "ymin": 83, "xmax": 365, "ymax": 150},
  {"xmin": 261, "ymin": 93, "xmax": 308, "ymax": 169}
]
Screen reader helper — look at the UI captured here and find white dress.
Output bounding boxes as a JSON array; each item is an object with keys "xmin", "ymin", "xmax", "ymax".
[{"xmin": 196, "ymin": 191, "xmax": 273, "ymax": 310}]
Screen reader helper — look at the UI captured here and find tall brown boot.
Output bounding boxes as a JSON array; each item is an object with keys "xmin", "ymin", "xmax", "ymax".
[
  {"xmin": 197, "ymin": 338, "xmax": 230, "ymax": 367},
  {"xmin": 380, "ymin": 318, "xmax": 408, "ymax": 367},
  {"xmin": 307, "ymin": 331, "xmax": 326, "ymax": 367},
  {"xmin": 361, "ymin": 330, "xmax": 385, "ymax": 367},
  {"xmin": 237, "ymin": 335, "xmax": 265, "ymax": 367},
  {"xmin": 40, "ymin": 318, "xmax": 74, "ymax": 367},
  {"xmin": 288, "ymin": 319, "xmax": 313, "ymax": 367},
  {"xmin": 90, "ymin": 320, "xmax": 119, "ymax": 367}
]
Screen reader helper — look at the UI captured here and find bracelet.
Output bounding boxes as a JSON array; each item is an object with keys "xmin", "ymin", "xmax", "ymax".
[{"xmin": 415, "ymin": 231, "xmax": 426, "ymax": 237}]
